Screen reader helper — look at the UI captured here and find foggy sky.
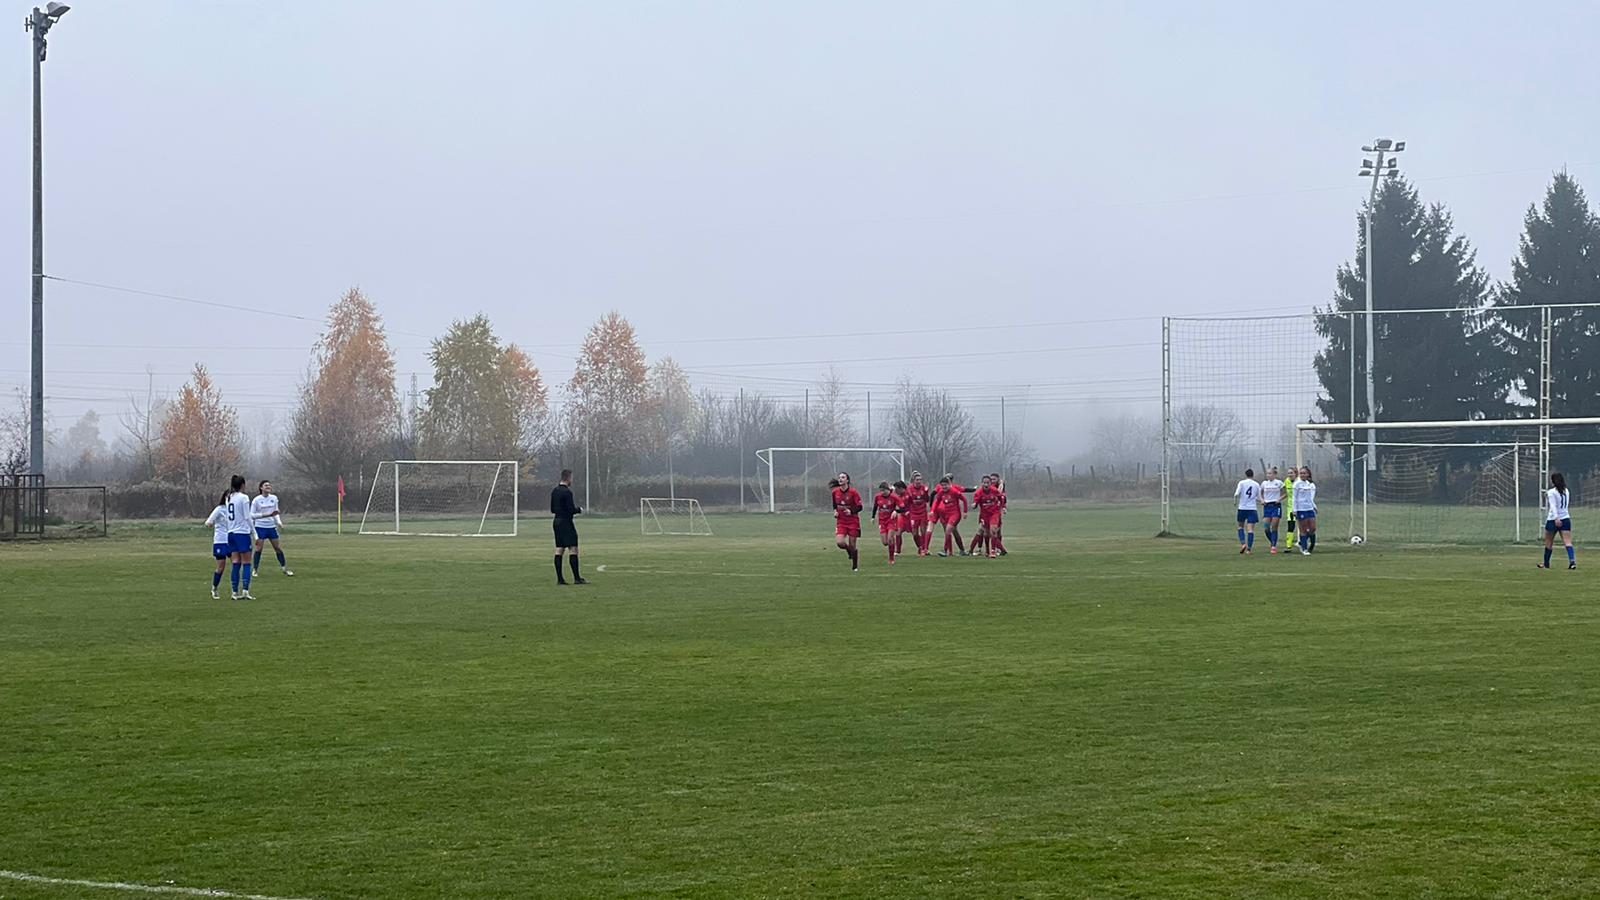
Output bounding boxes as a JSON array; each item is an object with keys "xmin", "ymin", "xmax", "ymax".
[{"xmin": 4, "ymin": 1, "xmax": 1599, "ymax": 459}]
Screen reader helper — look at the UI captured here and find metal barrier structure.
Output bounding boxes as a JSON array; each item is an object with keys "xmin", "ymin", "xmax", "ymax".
[{"xmin": 0, "ymin": 476, "xmax": 107, "ymax": 539}]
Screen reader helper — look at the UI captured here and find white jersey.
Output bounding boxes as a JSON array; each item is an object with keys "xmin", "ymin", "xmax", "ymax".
[
  {"xmin": 206, "ymin": 505, "xmax": 230, "ymax": 544},
  {"xmin": 1260, "ymin": 479, "xmax": 1285, "ymax": 504},
  {"xmin": 251, "ymin": 494, "xmax": 282, "ymax": 528},
  {"xmin": 1548, "ymin": 487, "xmax": 1571, "ymax": 522},
  {"xmin": 226, "ymin": 491, "xmax": 254, "ymax": 535},
  {"xmin": 1234, "ymin": 479, "xmax": 1260, "ymax": 511},
  {"xmin": 1294, "ymin": 479, "xmax": 1317, "ymax": 512}
]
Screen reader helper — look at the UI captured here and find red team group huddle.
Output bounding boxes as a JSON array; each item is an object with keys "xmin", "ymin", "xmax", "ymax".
[{"xmin": 827, "ymin": 470, "xmax": 1008, "ymax": 571}]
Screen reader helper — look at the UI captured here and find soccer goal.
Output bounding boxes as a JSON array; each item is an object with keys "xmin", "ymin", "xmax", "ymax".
[
  {"xmin": 1296, "ymin": 417, "xmax": 1600, "ymax": 545},
  {"xmin": 359, "ymin": 460, "xmax": 519, "ymax": 537},
  {"xmin": 753, "ymin": 447, "xmax": 905, "ymax": 513},
  {"xmin": 640, "ymin": 497, "xmax": 712, "ymax": 535}
]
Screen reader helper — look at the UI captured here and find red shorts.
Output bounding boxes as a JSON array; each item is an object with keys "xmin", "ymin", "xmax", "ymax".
[
  {"xmin": 937, "ymin": 509, "xmax": 962, "ymax": 526},
  {"xmin": 836, "ymin": 518, "xmax": 861, "ymax": 538},
  {"xmin": 877, "ymin": 517, "xmax": 895, "ymax": 535},
  {"xmin": 980, "ymin": 511, "xmax": 1002, "ymax": 528},
  {"xmin": 907, "ymin": 514, "xmax": 929, "ymax": 531}
]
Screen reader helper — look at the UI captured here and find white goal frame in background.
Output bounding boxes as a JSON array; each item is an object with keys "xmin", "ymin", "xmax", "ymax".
[
  {"xmin": 753, "ymin": 447, "xmax": 906, "ymax": 514},
  {"xmin": 640, "ymin": 497, "xmax": 713, "ymax": 535},
  {"xmin": 1297, "ymin": 417, "xmax": 1600, "ymax": 544},
  {"xmin": 358, "ymin": 460, "xmax": 520, "ymax": 537}
]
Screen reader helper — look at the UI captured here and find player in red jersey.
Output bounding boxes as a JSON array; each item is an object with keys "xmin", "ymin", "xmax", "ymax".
[
  {"xmin": 989, "ymin": 472, "xmax": 1009, "ymax": 556},
  {"xmin": 872, "ymin": 481, "xmax": 899, "ymax": 564},
  {"xmin": 930, "ymin": 474, "xmax": 971, "ymax": 557},
  {"xmin": 890, "ymin": 480, "xmax": 912, "ymax": 559},
  {"xmin": 830, "ymin": 472, "xmax": 864, "ymax": 571},
  {"xmin": 904, "ymin": 471, "xmax": 933, "ymax": 557},
  {"xmin": 971, "ymin": 475, "xmax": 1005, "ymax": 558}
]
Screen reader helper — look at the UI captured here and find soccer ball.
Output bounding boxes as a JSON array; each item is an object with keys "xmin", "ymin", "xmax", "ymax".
[{"xmin": 1349, "ymin": 535, "xmax": 1365, "ymax": 546}]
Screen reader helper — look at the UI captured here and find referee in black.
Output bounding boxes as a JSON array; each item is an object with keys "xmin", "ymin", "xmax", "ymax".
[{"xmin": 551, "ymin": 469, "xmax": 587, "ymax": 585}]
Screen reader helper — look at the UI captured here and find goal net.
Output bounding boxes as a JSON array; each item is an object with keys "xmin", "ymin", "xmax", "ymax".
[
  {"xmin": 1297, "ymin": 419, "xmax": 1598, "ymax": 545},
  {"xmin": 359, "ymin": 460, "xmax": 519, "ymax": 537},
  {"xmin": 753, "ymin": 447, "xmax": 906, "ymax": 513},
  {"xmin": 640, "ymin": 497, "xmax": 712, "ymax": 535}
]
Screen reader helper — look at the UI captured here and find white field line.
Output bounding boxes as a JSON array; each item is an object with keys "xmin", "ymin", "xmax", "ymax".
[
  {"xmin": 0, "ymin": 869, "xmax": 315, "ymax": 900},
  {"xmin": 589, "ymin": 565, "xmax": 1460, "ymax": 583}
]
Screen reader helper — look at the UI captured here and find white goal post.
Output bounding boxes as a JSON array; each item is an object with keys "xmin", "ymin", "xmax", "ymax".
[
  {"xmin": 1296, "ymin": 417, "xmax": 1600, "ymax": 544},
  {"xmin": 640, "ymin": 497, "xmax": 713, "ymax": 535},
  {"xmin": 753, "ymin": 447, "xmax": 906, "ymax": 514},
  {"xmin": 358, "ymin": 460, "xmax": 520, "ymax": 537}
]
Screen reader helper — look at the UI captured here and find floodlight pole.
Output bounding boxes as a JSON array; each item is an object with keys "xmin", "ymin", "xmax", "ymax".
[
  {"xmin": 1359, "ymin": 138, "xmax": 1404, "ymax": 472},
  {"xmin": 25, "ymin": 6, "xmax": 65, "ymax": 478}
]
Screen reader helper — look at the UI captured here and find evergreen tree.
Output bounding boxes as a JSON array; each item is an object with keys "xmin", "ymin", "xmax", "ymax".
[
  {"xmin": 1314, "ymin": 178, "xmax": 1495, "ymax": 489},
  {"xmin": 1494, "ymin": 171, "xmax": 1600, "ymax": 478}
]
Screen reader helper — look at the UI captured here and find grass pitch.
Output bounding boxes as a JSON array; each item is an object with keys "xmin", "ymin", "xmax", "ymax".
[{"xmin": 1, "ymin": 505, "xmax": 1595, "ymax": 898}]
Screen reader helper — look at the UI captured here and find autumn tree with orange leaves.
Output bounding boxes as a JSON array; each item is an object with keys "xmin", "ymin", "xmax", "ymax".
[
  {"xmin": 418, "ymin": 314, "xmax": 548, "ymax": 461},
  {"xmin": 565, "ymin": 311, "xmax": 649, "ymax": 498},
  {"xmin": 157, "ymin": 363, "xmax": 241, "ymax": 507},
  {"xmin": 286, "ymin": 288, "xmax": 401, "ymax": 486}
]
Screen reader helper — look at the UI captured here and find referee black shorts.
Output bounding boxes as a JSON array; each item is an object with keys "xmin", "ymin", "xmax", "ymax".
[{"xmin": 553, "ymin": 518, "xmax": 579, "ymax": 549}]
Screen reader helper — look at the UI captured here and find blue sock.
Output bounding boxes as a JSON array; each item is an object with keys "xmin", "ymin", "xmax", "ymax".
[
  {"xmin": 252, "ymin": 549, "xmax": 262, "ymax": 569},
  {"xmin": 230, "ymin": 563, "xmax": 240, "ymax": 591},
  {"xmin": 242, "ymin": 563, "xmax": 253, "ymax": 589},
  {"xmin": 1545, "ymin": 547, "xmax": 1553, "ymax": 566},
  {"xmin": 276, "ymin": 550, "xmax": 287, "ymax": 568},
  {"xmin": 1300, "ymin": 535, "xmax": 1308, "ymax": 551},
  {"xmin": 1266, "ymin": 528, "xmax": 1275, "ymax": 547},
  {"xmin": 212, "ymin": 570, "xmax": 223, "ymax": 588},
  {"xmin": 1237, "ymin": 528, "xmax": 1246, "ymax": 544},
  {"xmin": 1310, "ymin": 533, "xmax": 1317, "ymax": 551},
  {"xmin": 1247, "ymin": 531, "xmax": 1255, "ymax": 550},
  {"xmin": 1568, "ymin": 546, "xmax": 1576, "ymax": 564}
]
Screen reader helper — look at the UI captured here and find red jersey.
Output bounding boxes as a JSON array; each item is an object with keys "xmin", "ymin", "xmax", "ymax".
[
  {"xmin": 932, "ymin": 484, "xmax": 969, "ymax": 514},
  {"xmin": 832, "ymin": 486, "xmax": 863, "ymax": 521},
  {"xmin": 974, "ymin": 485, "xmax": 1004, "ymax": 516},
  {"xmin": 872, "ymin": 490, "xmax": 897, "ymax": 524},
  {"xmin": 892, "ymin": 490, "xmax": 910, "ymax": 520},
  {"xmin": 905, "ymin": 482, "xmax": 931, "ymax": 517}
]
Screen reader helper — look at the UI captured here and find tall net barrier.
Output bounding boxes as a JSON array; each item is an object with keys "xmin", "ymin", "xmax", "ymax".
[
  {"xmin": 359, "ymin": 460, "xmax": 519, "ymax": 537},
  {"xmin": 1163, "ymin": 313, "xmax": 1340, "ymax": 537},
  {"xmin": 753, "ymin": 448, "xmax": 906, "ymax": 513},
  {"xmin": 1164, "ymin": 305, "xmax": 1600, "ymax": 543}
]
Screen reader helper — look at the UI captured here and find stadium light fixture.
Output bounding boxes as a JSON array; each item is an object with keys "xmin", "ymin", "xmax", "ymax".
[
  {"xmin": 1356, "ymin": 137, "xmax": 1406, "ymax": 473},
  {"xmin": 24, "ymin": 4, "xmax": 70, "ymax": 477}
]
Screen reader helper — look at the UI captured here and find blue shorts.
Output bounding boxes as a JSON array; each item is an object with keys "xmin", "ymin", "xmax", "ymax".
[
  {"xmin": 213, "ymin": 542, "xmax": 230, "ymax": 560},
  {"xmin": 1236, "ymin": 509, "xmax": 1259, "ymax": 525},
  {"xmin": 227, "ymin": 532, "xmax": 253, "ymax": 554},
  {"xmin": 255, "ymin": 526, "xmax": 280, "ymax": 541},
  {"xmin": 1296, "ymin": 510, "xmax": 1316, "ymax": 522},
  {"xmin": 1262, "ymin": 503, "xmax": 1282, "ymax": 519},
  {"xmin": 1546, "ymin": 518, "xmax": 1573, "ymax": 533}
]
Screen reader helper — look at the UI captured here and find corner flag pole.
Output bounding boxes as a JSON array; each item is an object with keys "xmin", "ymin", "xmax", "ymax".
[{"xmin": 337, "ymin": 475, "xmax": 346, "ymax": 534}]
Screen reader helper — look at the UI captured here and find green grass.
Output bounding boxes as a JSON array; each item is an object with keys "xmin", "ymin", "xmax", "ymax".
[{"xmin": 1, "ymin": 505, "xmax": 1595, "ymax": 898}]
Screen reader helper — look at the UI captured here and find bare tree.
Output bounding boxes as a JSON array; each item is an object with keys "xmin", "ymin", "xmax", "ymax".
[
  {"xmin": 980, "ymin": 427, "xmax": 1038, "ymax": 478},
  {"xmin": 890, "ymin": 377, "xmax": 981, "ymax": 475},
  {"xmin": 118, "ymin": 370, "xmax": 167, "ymax": 483},
  {"xmin": 1089, "ymin": 414, "xmax": 1160, "ymax": 466},
  {"xmin": 1169, "ymin": 404, "xmax": 1248, "ymax": 472},
  {"xmin": 0, "ymin": 389, "xmax": 29, "ymax": 477}
]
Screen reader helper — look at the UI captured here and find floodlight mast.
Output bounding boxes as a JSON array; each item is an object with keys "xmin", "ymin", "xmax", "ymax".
[
  {"xmin": 1357, "ymin": 137, "xmax": 1405, "ymax": 472},
  {"xmin": 24, "ymin": 3, "xmax": 69, "ymax": 478}
]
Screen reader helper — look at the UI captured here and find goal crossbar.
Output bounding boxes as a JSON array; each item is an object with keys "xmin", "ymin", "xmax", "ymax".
[{"xmin": 754, "ymin": 447, "xmax": 906, "ymax": 514}]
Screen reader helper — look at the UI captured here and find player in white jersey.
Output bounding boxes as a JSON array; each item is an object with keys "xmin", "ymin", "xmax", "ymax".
[
  {"xmin": 1293, "ymin": 466, "xmax": 1318, "ymax": 555},
  {"xmin": 251, "ymin": 480, "xmax": 294, "ymax": 577},
  {"xmin": 1539, "ymin": 472, "xmax": 1576, "ymax": 570},
  {"xmin": 224, "ymin": 474, "xmax": 257, "ymax": 599},
  {"xmin": 1259, "ymin": 466, "xmax": 1286, "ymax": 554},
  {"xmin": 1232, "ymin": 468, "xmax": 1261, "ymax": 554},
  {"xmin": 203, "ymin": 489, "xmax": 233, "ymax": 599}
]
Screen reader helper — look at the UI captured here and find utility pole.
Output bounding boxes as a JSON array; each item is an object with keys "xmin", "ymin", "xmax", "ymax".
[
  {"xmin": 738, "ymin": 388, "xmax": 745, "ymax": 511},
  {"xmin": 408, "ymin": 373, "xmax": 418, "ymax": 444},
  {"xmin": 1000, "ymin": 395, "xmax": 1007, "ymax": 480},
  {"xmin": 1358, "ymin": 138, "xmax": 1405, "ymax": 471},
  {"xmin": 26, "ymin": 3, "xmax": 70, "ymax": 477}
]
